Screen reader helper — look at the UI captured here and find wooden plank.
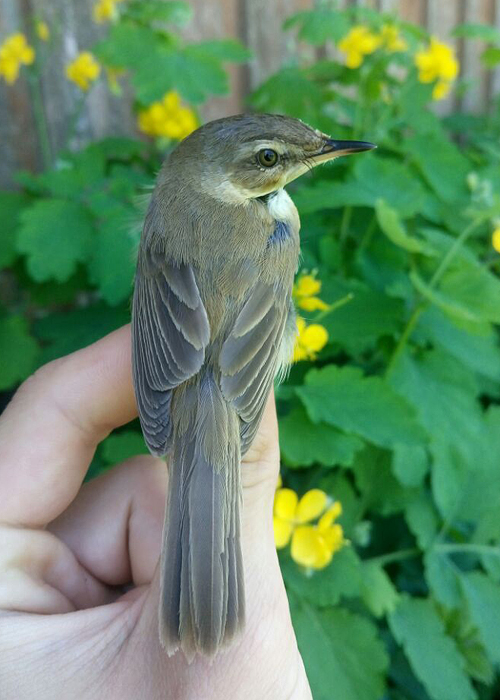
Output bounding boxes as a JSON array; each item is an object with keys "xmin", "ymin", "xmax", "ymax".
[
  {"xmin": 426, "ymin": 0, "xmax": 463, "ymax": 114},
  {"xmin": 460, "ymin": 0, "xmax": 491, "ymax": 113},
  {"xmin": 492, "ymin": 0, "xmax": 500, "ymax": 98}
]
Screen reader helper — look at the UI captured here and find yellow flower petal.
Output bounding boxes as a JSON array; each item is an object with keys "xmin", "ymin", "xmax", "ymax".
[
  {"xmin": 274, "ymin": 488, "xmax": 298, "ymax": 521},
  {"xmin": 345, "ymin": 51, "xmax": 363, "ymax": 69},
  {"xmin": 318, "ymin": 501, "xmax": 343, "ymax": 531},
  {"xmin": 300, "ymin": 324, "xmax": 329, "ymax": 353},
  {"xmin": 274, "ymin": 517, "xmax": 294, "ymax": 548},
  {"xmin": 322, "ymin": 523, "xmax": 345, "ymax": 554},
  {"xmin": 296, "ymin": 489, "xmax": 329, "ymax": 524},
  {"xmin": 66, "ymin": 52, "xmax": 101, "ymax": 91},
  {"xmin": 297, "ymin": 296, "xmax": 329, "ymax": 312},
  {"xmin": 295, "ymin": 274, "xmax": 321, "ymax": 298},
  {"xmin": 492, "ymin": 227, "xmax": 500, "ymax": 254},
  {"xmin": 291, "ymin": 525, "xmax": 332, "ymax": 569},
  {"xmin": 432, "ymin": 80, "xmax": 450, "ymax": 100},
  {"xmin": 163, "ymin": 90, "xmax": 181, "ymax": 111}
]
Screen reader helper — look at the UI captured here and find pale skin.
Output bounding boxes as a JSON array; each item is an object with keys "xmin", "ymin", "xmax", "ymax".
[{"xmin": 0, "ymin": 325, "xmax": 312, "ymax": 700}]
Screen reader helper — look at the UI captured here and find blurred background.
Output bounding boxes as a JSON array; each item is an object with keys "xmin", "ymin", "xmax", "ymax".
[
  {"xmin": 1, "ymin": 2, "xmax": 500, "ymax": 700},
  {"xmin": 1, "ymin": 0, "xmax": 500, "ymax": 186}
]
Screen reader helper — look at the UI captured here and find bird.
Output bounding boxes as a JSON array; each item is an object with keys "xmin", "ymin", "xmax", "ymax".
[{"xmin": 131, "ymin": 113, "xmax": 375, "ymax": 661}]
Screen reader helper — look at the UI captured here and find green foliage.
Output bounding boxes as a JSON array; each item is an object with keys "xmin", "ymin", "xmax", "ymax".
[{"xmin": 1, "ymin": 4, "xmax": 500, "ymax": 700}]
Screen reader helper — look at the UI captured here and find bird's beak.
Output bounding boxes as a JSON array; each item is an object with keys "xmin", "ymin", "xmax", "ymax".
[{"xmin": 310, "ymin": 139, "xmax": 377, "ymax": 164}]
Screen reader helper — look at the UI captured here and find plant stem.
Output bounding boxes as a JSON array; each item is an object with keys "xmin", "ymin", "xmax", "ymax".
[
  {"xmin": 359, "ymin": 214, "xmax": 377, "ymax": 251},
  {"xmin": 314, "ymin": 292, "xmax": 354, "ymax": 322},
  {"xmin": 28, "ymin": 71, "xmax": 52, "ymax": 170},
  {"xmin": 385, "ymin": 216, "xmax": 484, "ymax": 376},
  {"xmin": 339, "ymin": 205, "xmax": 353, "ymax": 245},
  {"xmin": 435, "ymin": 543, "xmax": 500, "ymax": 558},
  {"xmin": 366, "ymin": 547, "xmax": 420, "ymax": 567}
]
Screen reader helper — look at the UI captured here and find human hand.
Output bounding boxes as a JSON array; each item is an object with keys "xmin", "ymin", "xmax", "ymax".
[{"xmin": 0, "ymin": 326, "xmax": 311, "ymax": 699}]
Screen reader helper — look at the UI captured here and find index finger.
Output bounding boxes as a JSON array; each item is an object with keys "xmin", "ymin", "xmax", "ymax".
[{"xmin": 0, "ymin": 325, "xmax": 137, "ymax": 527}]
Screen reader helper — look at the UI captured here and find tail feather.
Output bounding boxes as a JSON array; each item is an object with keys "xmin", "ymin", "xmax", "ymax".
[{"xmin": 159, "ymin": 373, "xmax": 245, "ymax": 660}]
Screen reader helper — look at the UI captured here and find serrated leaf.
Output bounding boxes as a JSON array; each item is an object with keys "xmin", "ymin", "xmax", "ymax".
[
  {"xmin": 375, "ymin": 199, "xmax": 435, "ymax": 254},
  {"xmin": 0, "ymin": 191, "xmax": 30, "ymax": 268},
  {"xmin": 0, "ymin": 315, "xmax": 39, "ymax": 389},
  {"xmin": 283, "ymin": 9, "xmax": 350, "ymax": 45},
  {"xmin": 249, "ymin": 66, "xmax": 324, "ymax": 119},
  {"xmin": 404, "ymin": 134, "xmax": 470, "ymax": 205},
  {"xmin": 418, "ymin": 307, "xmax": 500, "ymax": 383},
  {"xmin": 390, "ymin": 350, "xmax": 483, "ymax": 518},
  {"xmin": 101, "ymin": 430, "xmax": 148, "ymax": 464},
  {"xmin": 17, "ymin": 200, "xmax": 94, "ymax": 283},
  {"xmin": 353, "ymin": 445, "xmax": 416, "ymax": 515},
  {"xmin": 461, "ymin": 572, "xmax": 500, "ymax": 665},
  {"xmin": 189, "ymin": 40, "xmax": 251, "ymax": 62},
  {"xmin": 282, "ymin": 546, "xmax": 362, "ymax": 606},
  {"xmin": 291, "ymin": 602, "xmax": 389, "ymax": 700},
  {"xmin": 392, "ymin": 444, "xmax": 428, "ymax": 487},
  {"xmin": 481, "ymin": 46, "xmax": 500, "ymax": 68},
  {"xmin": 424, "ymin": 551, "xmax": 462, "ymax": 608},
  {"xmin": 279, "ymin": 405, "xmax": 364, "ymax": 467},
  {"xmin": 360, "ymin": 562, "xmax": 399, "ymax": 617},
  {"xmin": 405, "ymin": 493, "xmax": 439, "ymax": 549},
  {"xmin": 294, "ymin": 156, "xmax": 427, "ymax": 218},
  {"xmin": 389, "ymin": 597, "xmax": 476, "ymax": 700},
  {"xmin": 297, "ymin": 365, "xmax": 426, "ymax": 449},
  {"xmin": 89, "ymin": 209, "xmax": 138, "ymax": 305}
]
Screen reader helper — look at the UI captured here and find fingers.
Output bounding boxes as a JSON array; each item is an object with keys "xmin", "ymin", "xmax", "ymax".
[
  {"xmin": 48, "ymin": 455, "xmax": 167, "ymax": 589},
  {"xmin": 0, "ymin": 326, "xmax": 136, "ymax": 528}
]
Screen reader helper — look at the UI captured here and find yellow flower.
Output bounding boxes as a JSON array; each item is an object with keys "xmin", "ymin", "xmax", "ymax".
[
  {"xmin": 36, "ymin": 21, "xmax": 50, "ymax": 42},
  {"xmin": 0, "ymin": 33, "xmax": 35, "ymax": 85},
  {"xmin": 293, "ymin": 273, "xmax": 329, "ymax": 312},
  {"xmin": 273, "ymin": 489, "xmax": 345, "ymax": 570},
  {"xmin": 338, "ymin": 26, "xmax": 381, "ymax": 69},
  {"xmin": 93, "ymin": 0, "xmax": 124, "ymax": 23},
  {"xmin": 66, "ymin": 52, "xmax": 101, "ymax": 91},
  {"xmin": 137, "ymin": 91, "xmax": 198, "ymax": 140},
  {"xmin": 492, "ymin": 226, "xmax": 500, "ymax": 254},
  {"xmin": 293, "ymin": 317, "xmax": 328, "ymax": 362},
  {"xmin": 379, "ymin": 24, "xmax": 407, "ymax": 53},
  {"xmin": 415, "ymin": 37, "xmax": 459, "ymax": 100}
]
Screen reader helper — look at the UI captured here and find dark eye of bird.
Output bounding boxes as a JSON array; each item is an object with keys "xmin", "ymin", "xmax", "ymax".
[{"xmin": 257, "ymin": 149, "xmax": 279, "ymax": 167}]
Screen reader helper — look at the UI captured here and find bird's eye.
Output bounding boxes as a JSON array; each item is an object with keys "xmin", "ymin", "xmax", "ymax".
[{"xmin": 257, "ymin": 149, "xmax": 279, "ymax": 167}]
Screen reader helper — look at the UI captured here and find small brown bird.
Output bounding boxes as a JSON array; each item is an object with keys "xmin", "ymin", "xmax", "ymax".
[{"xmin": 131, "ymin": 113, "xmax": 374, "ymax": 660}]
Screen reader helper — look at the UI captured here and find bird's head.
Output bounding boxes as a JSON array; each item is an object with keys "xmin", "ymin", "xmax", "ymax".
[{"xmin": 170, "ymin": 113, "xmax": 375, "ymax": 204}]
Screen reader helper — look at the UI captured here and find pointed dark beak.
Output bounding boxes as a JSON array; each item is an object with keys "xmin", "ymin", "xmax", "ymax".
[{"xmin": 310, "ymin": 139, "xmax": 377, "ymax": 163}]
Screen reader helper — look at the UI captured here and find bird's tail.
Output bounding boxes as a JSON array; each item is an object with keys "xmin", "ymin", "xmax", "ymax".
[{"xmin": 159, "ymin": 371, "xmax": 245, "ymax": 660}]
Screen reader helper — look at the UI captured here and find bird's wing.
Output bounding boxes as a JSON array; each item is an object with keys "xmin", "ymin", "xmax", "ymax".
[
  {"xmin": 219, "ymin": 283, "xmax": 291, "ymax": 454},
  {"xmin": 132, "ymin": 247, "xmax": 210, "ymax": 456}
]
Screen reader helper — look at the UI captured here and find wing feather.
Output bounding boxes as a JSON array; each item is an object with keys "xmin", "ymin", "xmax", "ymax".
[{"xmin": 132, "ymin": 249, "xmax": 210, "ymax": 456}]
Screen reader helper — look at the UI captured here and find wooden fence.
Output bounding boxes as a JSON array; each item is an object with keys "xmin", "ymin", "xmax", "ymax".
[{"xmin": 0, "ymin": 0, "xmax": 499, "ymax": 187}]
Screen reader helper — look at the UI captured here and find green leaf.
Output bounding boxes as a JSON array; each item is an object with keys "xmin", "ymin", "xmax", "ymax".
[
  {"xmin": 392, "ymin": 444, "xmax": 428, "ymax": 488},
  {"xmin": 101, "ymin": 430, "xmax": 148, "ymax": 464},
  {"xmin": 481, "ymin": 46, "xmax": 500, "ymax": 68},
  {"xmin": 461, "ymin": 572, "xmax": 500, "ymax": 665},
  {"xmin": 418, "ymin": 307, "xmax": 500, "ymax": 383},
  {"xmin": 297, "ymin": 365, "xmax": 426, "ymax": 449},
  {"xmin": 410, "ymin": 269, "xmax": 482, "ymax": 323},
  {"xmin": 452, "ymin": 22, "xmax": 500, "ymax": 43},
  {"xmin": 189, "ymin": 40, "xmax": 250, "ymax": 62},
  {"xmin": 360, "ymin": 562, "xmax": 399, "ymax": 617},
  {"xmin": 424, "ymin": 551, "xmax": 462, "ymax": 608},
  {"xmin": 0, "ymin": 191, "xmax": 30, "ymax": 268},
  {"xmin": 89, "ymin": 209, "xmax": 138, "ymax": 305},
  {"xmin": 34, "ymin": 304, "xmax": 130, "ymax": 364},
  {"xmin": 320, "ymin": 277, "xmax": 405, "ymax": 354},
  {"xmin": 375, "ymin": 199, "xmax": 435, "ymax": 255},
  {"xmin": 439, "ymin": 263, "xmax": 500, "ymax": 325},
  {"xmin": 390, "ymin": 350, "xmax": 483, "ymax": 518},
  {"xmin": 279, "ymin": 405, "xmax": 364, "ymax": 468},
  {"xmin": 249, "ymin": 66, "xmax": 324, "ymax": 119},
  {"xmin": 389, "ymin": 597, "xmax": 476, "ymax": 700},
  {"xmin": 353, "ymin": 445, "xmax": 416, "ymax": 515},
  {"xmin": 283, "ymin": 9, "xmax": 350, "ymax": 45},
  {"xmin": 17, "ymin": 200, "xmax": 94, "ymax": 282},
  {"xmin": 405, "ymin": 493, "xmax": 439, "ymax": 549},
  {"xmin": 294, "ymin": 156, "xmax": 427, "ymax": 218},
  {"xmin": 282, "ymin": 546, "xmax": 362, "ymax": 606},
  {"xmin": 291, "ymin": 602, "xmax": 389, "ymax": 700},
  {"xmin": 404, "ymin": 134, "xmax": 470, "ymax": 205},
  {"xmin": 123, "ymin": 0, "xmax": 192, "ymax": 25},
  {"xmin": 0, "ymin": 315, "xmax": 39, "ymax": 390}
]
